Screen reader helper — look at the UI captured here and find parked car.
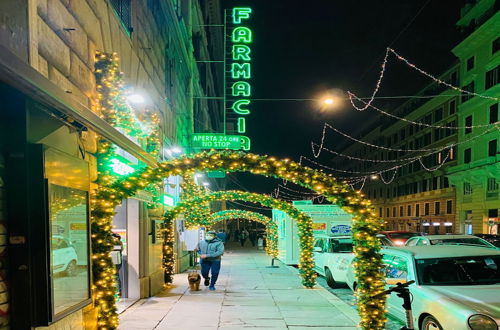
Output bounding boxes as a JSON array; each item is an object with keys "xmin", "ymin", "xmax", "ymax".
[
  {"xmin": 405, "ymin": 234, "xmax": 498, "ymax": 249},
  {"xmin": 475, "ymin": 234, "xmax": 500, "ymax": 248},
  {"xmin": 313, "ymin": 234, "xmax": 393, "ymax": 288},
  {"xmin": 380, "ymin": 231, "xmax": 420, "ymax": 246},
  {"xmin": 347, "ymin": 246, "xmax": 500, "ymax": 329},
  {"xmin": 52, "ymin": 236, "xmax": 78, "ymax": 276}
]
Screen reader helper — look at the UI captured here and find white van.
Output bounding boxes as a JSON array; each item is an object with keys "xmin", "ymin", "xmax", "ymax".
[{"xmin": 313, "ymin": 234, "xmax": 393, "ymax": 288}]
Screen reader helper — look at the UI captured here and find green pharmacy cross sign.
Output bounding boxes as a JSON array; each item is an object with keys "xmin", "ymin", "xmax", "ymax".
[
  {"xmin": 191, "ymin": 134, "xmax": 250, "ymax": 151},
  {"xmin": 226, "ymin": 7, "xmax": 252, "ymax": 142}
]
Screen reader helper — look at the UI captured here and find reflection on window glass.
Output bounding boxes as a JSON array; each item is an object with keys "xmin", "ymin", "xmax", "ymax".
[
  {"xmin": 50, "ymin": 184, "xmax": 90, "ymax": 314},
  {"xmin": 383, "ymin": 255, "xmax": 408, "ymax": 280}
]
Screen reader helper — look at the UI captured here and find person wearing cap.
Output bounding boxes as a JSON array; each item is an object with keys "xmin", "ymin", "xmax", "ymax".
[{"xmin": 195, "ymin": 230, "xmax": 225, "ymax": 290}]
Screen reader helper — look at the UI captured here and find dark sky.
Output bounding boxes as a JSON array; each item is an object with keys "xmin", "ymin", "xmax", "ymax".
[{"xmin": 219, "ymin": 0, "xmax": 467, "ymax": 196}]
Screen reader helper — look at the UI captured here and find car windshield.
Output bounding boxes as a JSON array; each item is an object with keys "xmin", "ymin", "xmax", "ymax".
[
  {"xmin": 378, "ymin": 236, "xmax": 394, "ymax": 246},
  {"xmin": 389, "ymin": 233, "xmax": 418, "ymax": 239},
  {"xmin": 430, "ymin": 238, "xmax": 494, "ymax": 248},
  {"xmin": 416, "ymin": 255, "xmax": 500, "ymax": 285}
]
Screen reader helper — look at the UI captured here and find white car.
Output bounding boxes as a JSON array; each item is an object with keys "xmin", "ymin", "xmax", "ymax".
[
  {"xmin": 52, "ymin": 236, "xmax": 78, "ymax": 276},
  {"xmin": 313, "ymin": 234, "xmax": 393, "ymax": 288},
  {"xmin": 347, "ymin": 246, "xmax": 500, "ymax": 329},
  {"xmin": 405, "ymin": 234, "xmax": 498, "ymax": 249}
]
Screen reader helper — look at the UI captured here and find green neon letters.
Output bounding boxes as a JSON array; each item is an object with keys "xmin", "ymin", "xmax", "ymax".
[
  {"xmin": 232, "ymin": 45, "xmax": 251, "ymax": 61},
  {"xmin": 231, "ymin": 99, "xmax": 250, "ymax": 115},
  {"xmin": 232, "ymin": 81, "xmax": 251, "ymax": 97},
  {"xmin": 227, "ymin": 7, "xmax": 252, "ymax": 148},
  {"xmin": 231, "ymin": 63, "xmax": 251, "ymax": 79},
  {"xmin": 232, "ymin": 27, "xmax": 252, "ymax": 43},
  {"xmin": 232, "ymin": 7, "xmax": 252, "ymax": 24}
]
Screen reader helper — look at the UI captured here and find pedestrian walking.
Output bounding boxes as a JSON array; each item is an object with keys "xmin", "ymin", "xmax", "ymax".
[
  {"xmin": 216, "ymin": 229, "xmax": 227, "ymax": 242},
  {"xmin": 249, "ymin": 230, "xmax": 257, "ymax": 247},
  {"xmin": 257, "ymin": 235, "xmax": 264, "ymax": 250},
  {"xmin": 239, "ymin": 229, "xmax": 249, "ymax": 247},
  {"xmin": 233, "ymin": 229, "xmax": 240, "ymax": 242},
  {"xmin": 196, "ymin": 230, "xmax": 224, "ymax": 291}
]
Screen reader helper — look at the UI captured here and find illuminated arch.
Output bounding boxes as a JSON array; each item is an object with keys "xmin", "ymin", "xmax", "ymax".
[
  {"xmin": 163, "ymin": 190, "xmax": 314, "ymax": 287},
  {"xmin": 92, "ymin": 150, "xmax": 385, "ymax": 329},
  {"xmin": 208, "ymin": 209, "xmax": 278, "ymax": 259}
]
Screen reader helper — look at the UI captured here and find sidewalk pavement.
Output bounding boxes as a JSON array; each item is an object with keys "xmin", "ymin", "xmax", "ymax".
[{"xmin": 118, "ymin": 246, "xmax": 360, "ymax": 329}]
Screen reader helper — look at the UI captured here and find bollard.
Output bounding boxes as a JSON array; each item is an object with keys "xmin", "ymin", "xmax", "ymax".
[{"xmin": 266, "ymin": 257, "xmax": 279, "ymax": 268}]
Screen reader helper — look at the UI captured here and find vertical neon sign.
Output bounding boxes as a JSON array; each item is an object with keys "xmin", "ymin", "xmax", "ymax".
[{"xmin": 227, "ymin": 7, "xmax": 252, "ymax": 145}]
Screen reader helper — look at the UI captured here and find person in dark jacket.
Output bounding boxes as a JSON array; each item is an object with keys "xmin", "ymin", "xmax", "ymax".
[
  {"xmin": 249, "ymin": 230, "xmax": 257, "ymax": 247},
  {"xmin": 196, "ymin": 230, "xmax": 225, "ymax": 290}
]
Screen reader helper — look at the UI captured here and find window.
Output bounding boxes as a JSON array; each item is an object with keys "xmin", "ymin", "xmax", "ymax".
[
  {"xmin": 416, "ymin": 204, "xmax": 420, "ymax": 217},
  {"xmin": 449, "ymin": 100, "xmax": 456, "ymax": 115},
  {"xmin": 487, "ymin": 178, "xmax": 499, "ymax": 192},
  {"xmin": 379, "ymin": 208, "xmax": 382, "ymax": 217},
  {"xmin": 383, "ymin": 255, "xmax": 408, "ymax": 282},
  {"xmin": 494, "ymin": 37, "xmax": 500, "ymax": 54},
  {"xmin": 314, "ymin": 238, "xmax": 326, "ymax": 252},
  {"xmin": 407, "ymin": 205, "xmax": 412, "ymax": 217},
  {"xmin": 110, "ymin": 0, "xmax": 133, "ymax": 33},
  {"xmin": 435, "ymin": 201, "xmax": 441, "ymax": 215},
  {"xmin": 465, "ymin": 115, "xmax": 472, "ymax": 134},
  {"xmin": 485, "ymin": 65, "xmax": 499, "ymax": 90},
  {"xmin": 446, "ymin": 200, "xmax": 453, "ymax": 214},
  {"xmin": 400, "ymin": 206, "xmax": 404, "ymax": 217},
  {"xmin": 393, "ymin": 207, "xmax": 396, "ymax": 217},
  {"xmin": 434, "ymin": 108, "xmax": 443, "ymax": 122},
  {"xmin": 490, "ymin": 104, "xmax": 499, "ymax": 124},
  {"xmin": 386, "ymin": 208, "xmax": 390, "ymax": 217},
  {"xmin": 466, "ymin": 56, "xmax": 474, "ymax": 71},
  {"xmin": 424, "ymin": 203, "xmax": 430, "ymax": 216},
  {"xmin": 464, "ymin": 148, "xmax": 472, "ymax": 164},
  {"xmin": 489, "ymin": 139, "xmax": 497, "ymax": 157},
  {"xmin": 462, "ymin": 81, "xmax": 474, "ymax": 103},
  {"xmin": 464, "ymin": 182, "xmax": 473, "ymax": 195}
]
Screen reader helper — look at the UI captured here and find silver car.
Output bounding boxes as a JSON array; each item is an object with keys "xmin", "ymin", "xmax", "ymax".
[
  {"xmin": 347, "ymin": 246, "xmax": 500, "ymax": 329},
  {"xmin": 405, "ymin": 234, "xmax": 498, "ymax": 249}
]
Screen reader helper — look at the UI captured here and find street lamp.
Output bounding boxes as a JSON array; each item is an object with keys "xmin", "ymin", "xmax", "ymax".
[{"xmin": 127, "ymin": 93, "xmax": 145, "ymax": 104}]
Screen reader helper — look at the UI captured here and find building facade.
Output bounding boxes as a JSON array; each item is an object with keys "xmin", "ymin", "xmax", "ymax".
[
  {"xmin": 447, "ymin": 0, "xmax": 500, "ymax": 235},
  {"xmin": 0, "ymin": 0, "xmax": 221, "ymax": 328}
]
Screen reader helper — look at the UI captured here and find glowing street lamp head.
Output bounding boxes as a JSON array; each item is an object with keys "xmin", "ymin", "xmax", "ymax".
[
  {"xmin": 370, "ymin": 174, "xmax": 379, "ymax": 180},
  {"xmin": 127, "ymin": 93, "xmax": 145, "ymax": 104},
  {"xmin": 202, "ymin": 182, "xmax": 210, "ymax": 187},
  {"xmin": 323, "ymin": 98, "xmax": 334, "ymax": 105},
  {"xmin": 170, "ymin": 146, "xmax": 183, "ymax": 154}
]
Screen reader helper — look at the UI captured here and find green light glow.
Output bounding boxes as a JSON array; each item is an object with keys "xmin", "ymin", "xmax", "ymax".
[
  {"xmin": 191, "ymin": 133, "xmax": 242, "ymax": 149},
  {"xmin": 232, "ymin": 7, "xmax": 252, "ymax": 24},
  {"xmin": 232, "ymin": 27, "xmax": 252, "ymax": 43},
  {"xmin": 231, "ymin": 99, "xmax": 251, "ymax": 115},
  {"xmin": 232, "ymin": 81, "xmax": 251, "ymax": 97},
  {"xmin": 237, "ymin": 118, "xmax": 246, "ymax": 133},
  {"xmin": 109, "ymin": 158, "xmax": 135, "ymax": 175},
  {"xmin": 232, "ymin": 45, "xmax": 251, "ymax": 61},
  {"xmin": 231, "ymin": 63, "xmax": 251, "ymax": 79},
  {"xmin": 240, "ymin": 136, "xmax": 251, "ymax": 151},
  {"xmin": 163, "ymin": 194, "xmax": 175, "ymax": 206}
]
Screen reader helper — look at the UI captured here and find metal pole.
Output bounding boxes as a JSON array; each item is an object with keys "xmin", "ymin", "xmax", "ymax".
[{"xmin": 223, "ymin": 9, "xmax": 227, "ymax": 135}]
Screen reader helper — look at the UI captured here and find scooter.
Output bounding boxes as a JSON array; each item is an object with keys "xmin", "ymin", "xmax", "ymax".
[{"xmin": 371, "ymin": 280, "xmax": 416, "ymax": 330}]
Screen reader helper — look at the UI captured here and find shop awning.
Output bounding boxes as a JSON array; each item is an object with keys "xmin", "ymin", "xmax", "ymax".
[{"xmin": 0, "ymin": 45, "xmax": 157, "ymax": 167}]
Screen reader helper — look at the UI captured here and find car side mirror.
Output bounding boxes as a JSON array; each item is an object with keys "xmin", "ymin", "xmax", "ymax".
[{"xmin": 313, "ymin": 246, "xmax": 323, "ymax": 253}]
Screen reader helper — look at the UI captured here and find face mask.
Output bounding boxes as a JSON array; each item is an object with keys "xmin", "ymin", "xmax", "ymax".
[{"xmin": 205, "ymin": 235, "xmax": 214, "ymax": 241}]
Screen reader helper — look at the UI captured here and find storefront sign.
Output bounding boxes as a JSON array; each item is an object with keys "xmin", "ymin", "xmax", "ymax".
[
  {"xmin": 191, "ymin": 134, "xmax": 241, "ymax": 149},
  {"xmin": 331, "ymin": 224, "xmax": 352, "ymax": 235},
  {"xmin": 226, "ymin": 7, "xmax": 252, "ymax": 146},
  {"xmin": 312, "ymin": 223, "xmax": 327, "ymax": 233}
]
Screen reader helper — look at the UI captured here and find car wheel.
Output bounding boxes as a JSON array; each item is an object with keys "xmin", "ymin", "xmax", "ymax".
[
  {"xmin": 65, "ymin": 260, "xmax": 78, "ymax": 276},
  {"xmin": 325, "ymin": 267, "xmax": 339, "ymax": 288},
  {"xmin": 422, "ymin": 315, "xmax": 443, "ymax": 330}
]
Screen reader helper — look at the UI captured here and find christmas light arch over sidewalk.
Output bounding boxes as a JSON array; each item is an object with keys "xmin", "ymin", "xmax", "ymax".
[
  {"xmin": 208, "ymin": 209, "xmax": 278, "ymax": 258},
  {"xmin": 92, "ymin": 150, "xmax": 385, "ymax": 330},
  {"xmin": 162, "ymin": 191, "xmax": 305, "ymax": 282}
]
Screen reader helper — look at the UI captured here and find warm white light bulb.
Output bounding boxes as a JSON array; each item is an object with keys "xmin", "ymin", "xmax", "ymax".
[{"xmin": 127, "ymin": 94, "xmax": 145, "ymax": 104}]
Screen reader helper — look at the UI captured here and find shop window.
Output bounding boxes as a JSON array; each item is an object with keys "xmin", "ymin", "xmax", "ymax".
[
  {"xmin": 445, "ymin": 225, "xmax": 453, "ymax": 234},
  {"xmin": 434, "ymin": 201, "xmax": 441, "ymax": 215},
  {"xmin": 490, "ymin": 104, "xmax": 499, "ymax": 124},
  {"xmin": 485, "ymin": 65, "xmax": 499, "ymax": 90},
  {"xmin": 464, "ymin": 115, "xmax": 472, "ymax": 134},
  {"xmin": 488, "ymin": 139, "xmax": 497, "ymax": 157},
  {"xmin": 466, "ymin": 56, "xmax": 474, "ymax": 71},
  {"xmin": 423, "ymin": 224, "xmax": 430, "ymax": 234},
  {"xmin": 446, "ymin": 200, "xmax": 453, "ymax": 214},
  {"xmin": 433, "ymin": 224, "xmax": 440, "ymax": 235},
  {"xmin": 464, "ymin": 148, "xmax": 472, "ymax": 164}
]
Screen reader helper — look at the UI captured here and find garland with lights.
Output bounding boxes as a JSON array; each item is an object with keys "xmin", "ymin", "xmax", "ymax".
[
  {"xmin": 92, "ymin": 150, "xmax": 385, "ymax": 329},
  {"xmin": 162, "ymin": 190, "xmax": 314, "ymax": 286},
  {"xmin": 180, "ymin": 173, "xmax": 212, "ymax": 225},
  {"xmin": 162, "ymin": 217, "xmax": 175, "ymax": 284},
  {"xmin": 209, "ymin": 210, "xmax": 278, "ymax": 258}
]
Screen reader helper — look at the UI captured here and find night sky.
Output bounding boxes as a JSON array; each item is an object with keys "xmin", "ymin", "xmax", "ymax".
[{"xmin": 219, "ymin": 0, "xmax": 467, "ymax": 197}]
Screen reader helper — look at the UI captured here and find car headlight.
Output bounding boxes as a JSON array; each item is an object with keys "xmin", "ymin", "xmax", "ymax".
[{"xmin": 468, "ymin": 314, "xmax": 498, "ymax": 330}]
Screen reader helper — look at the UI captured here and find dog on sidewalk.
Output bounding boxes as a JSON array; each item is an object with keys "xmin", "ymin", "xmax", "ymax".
[{"xmin": 187, "ymin": 271, "xmax": 201, "ymax": 291}]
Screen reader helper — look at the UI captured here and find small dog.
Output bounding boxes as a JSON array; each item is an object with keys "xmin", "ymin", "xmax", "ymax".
[{"xmin": 188, "ymin": 271, "xmax": 201, "ymax": 291}]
